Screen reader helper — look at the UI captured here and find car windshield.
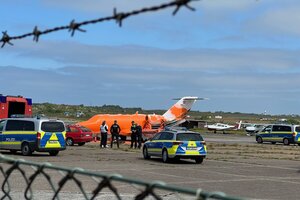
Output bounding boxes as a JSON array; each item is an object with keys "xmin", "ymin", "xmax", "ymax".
[
  {"xmin": 80, "ymin": 126, "xmax": 91, "ymax": 132},
  {"xmin": 41, "ymin": 122, "xmax": 65, "ymax": 132},
  {"xmin": 176, "ymin": 133, "xmax": 203, "ymax": 141}
]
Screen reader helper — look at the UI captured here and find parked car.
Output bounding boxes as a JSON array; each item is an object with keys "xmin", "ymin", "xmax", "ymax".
[
  {"xmin": 66, "ymin": 125, "xmax": 93, "ymax": 146},
  {"xmin": 143, "ymin": 129, "xmax": 207, "ymax": 164},
  {"xmin": 256, "ymin": 124, "xmax": 300, "ymax": 145}
]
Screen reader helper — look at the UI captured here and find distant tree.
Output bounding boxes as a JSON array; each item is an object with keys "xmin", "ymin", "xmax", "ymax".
[{"xmin": 286, "ymin": 118, "xmax": 300, "ymax": 125}]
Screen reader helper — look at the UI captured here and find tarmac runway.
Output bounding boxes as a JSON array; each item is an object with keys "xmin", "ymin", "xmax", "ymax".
[{"xmin": 1, "ymin": 133, "xmax": 300, "ymax": 200}]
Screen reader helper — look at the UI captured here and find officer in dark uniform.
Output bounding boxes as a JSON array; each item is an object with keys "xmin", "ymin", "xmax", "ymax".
[
  {"xmin": 136, "ymin": 123, "xmax": 142, "ymax": 149},
  {"xmin": 130, "ymin": 121, "xmax": 137, "ymax": 148},
  {"xmin": 110, "ymin": 120, "xmax": 121, "ymax": 148}
]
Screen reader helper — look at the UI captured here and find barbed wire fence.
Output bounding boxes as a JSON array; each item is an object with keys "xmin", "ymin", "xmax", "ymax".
[
  {"xmin": 0, "ymin": 0, "xmax": 201, "ymax": 48},
  {"xmin": 0, "ymin": 154, "xmax": 244, "ymax": 200}
]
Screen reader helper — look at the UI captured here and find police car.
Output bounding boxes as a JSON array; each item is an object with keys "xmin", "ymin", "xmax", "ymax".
[
  {"xmin": 0, "ymin": 117, "xmax": 66, "ymax": 156},
  {"xmin": 143, "ymin": 128, "xmax": 207, "ymax": 164},
  {"xmin": 256, "ymin": 124, "xmax": 300, "ymax": 145}
]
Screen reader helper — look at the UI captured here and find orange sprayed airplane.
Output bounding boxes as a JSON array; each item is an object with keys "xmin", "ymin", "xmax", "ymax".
[{"xmin": 77, "ymin": 97, "xmax": 204, "ymax": 139}]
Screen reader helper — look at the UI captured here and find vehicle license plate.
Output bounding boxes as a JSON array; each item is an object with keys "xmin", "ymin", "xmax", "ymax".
[
  {"xmin": 49, "ymin": 141, "xmax": 58, "ymax": 144},
  {"xmin": 187, "ymin": 147, "xmax": 197, "ymax": 150}
]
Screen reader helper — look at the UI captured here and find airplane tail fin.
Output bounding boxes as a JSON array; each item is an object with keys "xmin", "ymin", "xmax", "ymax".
[
  {"xmin": 163, "ymin": 96, "xmax": 205, "ymax": 126},
  {"xmin": 237, "ymin": 120, "xmax": 242, "ymax": 130}
]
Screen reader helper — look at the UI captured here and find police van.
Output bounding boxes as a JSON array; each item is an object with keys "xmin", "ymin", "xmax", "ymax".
[
  {"xmin": 0, "ymin": 117, "xmax": 66, "ymax": 156},
  {"xmin": 256, "ymin": 124, "xmax": 300, "ymax": 145}
]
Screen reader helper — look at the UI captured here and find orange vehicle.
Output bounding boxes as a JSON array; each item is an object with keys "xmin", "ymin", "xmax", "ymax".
[{"xmin": 77, "ymin": 97, "xmax": 203, "ymax": 140}]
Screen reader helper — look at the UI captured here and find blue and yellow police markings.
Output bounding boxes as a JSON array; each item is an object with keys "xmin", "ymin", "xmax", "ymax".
[
  {"xmin": 1, "ymin": 131, "xmax": 36, "ymax": 146},
  {"xmin": 39, "ymin": 131, "xmax": 66, "ymax": 149},
  {"xmin": 146, "ymin": 140, "xmax": 206, "ymax": 156},
  {"xmin": 174, "ymin": 141, "xmax": 206, "ymax": 156},
  {"xmin": 295, "ymin": 132, "xmax": 300, "ymax": 143},
  {"xmin": 259, "ymin": 132, "xmax": 294, "ymax": 141}
]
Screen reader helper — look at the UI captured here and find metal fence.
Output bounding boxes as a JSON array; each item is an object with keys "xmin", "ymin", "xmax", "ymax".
[{"xmin": 0, "ymin": 154, "xmax": 244, "ymax": 200}]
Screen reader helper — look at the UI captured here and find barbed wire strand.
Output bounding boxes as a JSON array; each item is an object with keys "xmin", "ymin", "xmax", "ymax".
[{"xmin": 0, "ymin": 0, "xmax": 199, "ymax": 48}]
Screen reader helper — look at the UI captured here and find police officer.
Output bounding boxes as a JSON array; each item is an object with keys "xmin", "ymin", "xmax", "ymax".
[
  {"xmin": 110, "ymin": 120, "xmax": 121, "ymax": 148},
  {"xmin": 136, "ymin": 123, "xmax": 142, "ymax": 149},
  {"xmin": 130, "ymin": 121, "xmax": 137, "ymax": 148},
  {"xmin": 100, "ymin": 121, "xmax": 108, "ymax": 148}
]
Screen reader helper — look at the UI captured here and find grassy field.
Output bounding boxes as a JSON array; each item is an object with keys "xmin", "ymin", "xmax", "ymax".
[{"xmin": 207, "ymin": 142, "xmax": 300, "ymax": 162}]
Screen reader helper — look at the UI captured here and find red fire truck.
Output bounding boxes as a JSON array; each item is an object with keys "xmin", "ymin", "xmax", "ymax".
[{"xmin": 0, "ymin": 95, "xmax": 32, "ymax": 119}]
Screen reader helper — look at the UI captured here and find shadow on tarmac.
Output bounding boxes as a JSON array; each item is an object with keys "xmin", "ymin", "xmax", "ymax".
[
  {"xmin": 136, "ymin": 157, "xmax": 200, "ymax": 165},
  {"xmin": 0, "ymin": 151, "xmax": 58, "ymax": 157}
]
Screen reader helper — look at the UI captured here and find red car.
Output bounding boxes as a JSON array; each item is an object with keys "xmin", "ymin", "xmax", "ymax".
[{"xmin": 66, "ymin": 125, "xmax": 93, "ymax": 146}]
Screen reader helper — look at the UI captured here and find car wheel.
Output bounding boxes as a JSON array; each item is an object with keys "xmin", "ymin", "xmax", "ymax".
[
  {"xmin": 143, "ymin": 147, "xmax": 150, "ymax": 159},
  {"xmin": 66, "ymin": 138, "xmax": 74, "ymax": 146},
  {"xmin": 271, "ymin": 142, "xmax": 276, "ymax": 145},
  {"xmin": 195, "ymin": 157, "xmax": 204, "ymax": 164},
  {"xmin": 49, "ymin": 151, "xmax": 59, "ymax": 156},
  {"xmin": 256, "ymin": 136, "xmax": 263, "ymax": 144},
  {"xmin": 21, "ymin": 143, "xmax": 32, "ymax": 156},
  {"xmin": 162, "ymin": 149, "xmax": 169, "ymax": 163},
  {"xmin": 78, "ymin": 142, "xmax": 85, "ymax": 146},
  {"xmin": 283, "ymin": 138, "xmax": 289, "ymax": 145}
]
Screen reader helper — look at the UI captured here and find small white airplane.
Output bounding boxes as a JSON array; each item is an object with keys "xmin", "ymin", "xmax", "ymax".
[
  {"xmin": 245, "ymin": 124, "xmax": 267, "ymax": 135},
  {"xmin": 205, "ymin": 123, "xmax": 235, "ymax": 133}
]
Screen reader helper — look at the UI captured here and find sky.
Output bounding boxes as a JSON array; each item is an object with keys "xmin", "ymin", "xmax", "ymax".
[{"xmin": 1, "ymin": 0, "xmax": 300, "ymax": 115}]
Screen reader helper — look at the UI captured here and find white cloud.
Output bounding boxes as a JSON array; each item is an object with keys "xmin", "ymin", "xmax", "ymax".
[
  {"xmin": 201, "ymin": 0, "xmax": 260, "ymax": 9},
  {"xmin": 6, "ymin": 40, "xmax": 300, "ymax": 73},
  {"xmin": 42, "ymin": 0, "xmax": 170, "ymax": 15},
  {"xmin": 1, "ymin": 60, "xmax": 300, "ymax": 114},
  {"xmin": 42, "ymin": 0, "xmax": 259, "ymax": 15},
  {"xmin": 4, "ymin": 0, "xmax": 300, "ymax": 51},
  {"xmin": 245, "ymin": 5, "xmax": 300, "ymax": 37}
]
